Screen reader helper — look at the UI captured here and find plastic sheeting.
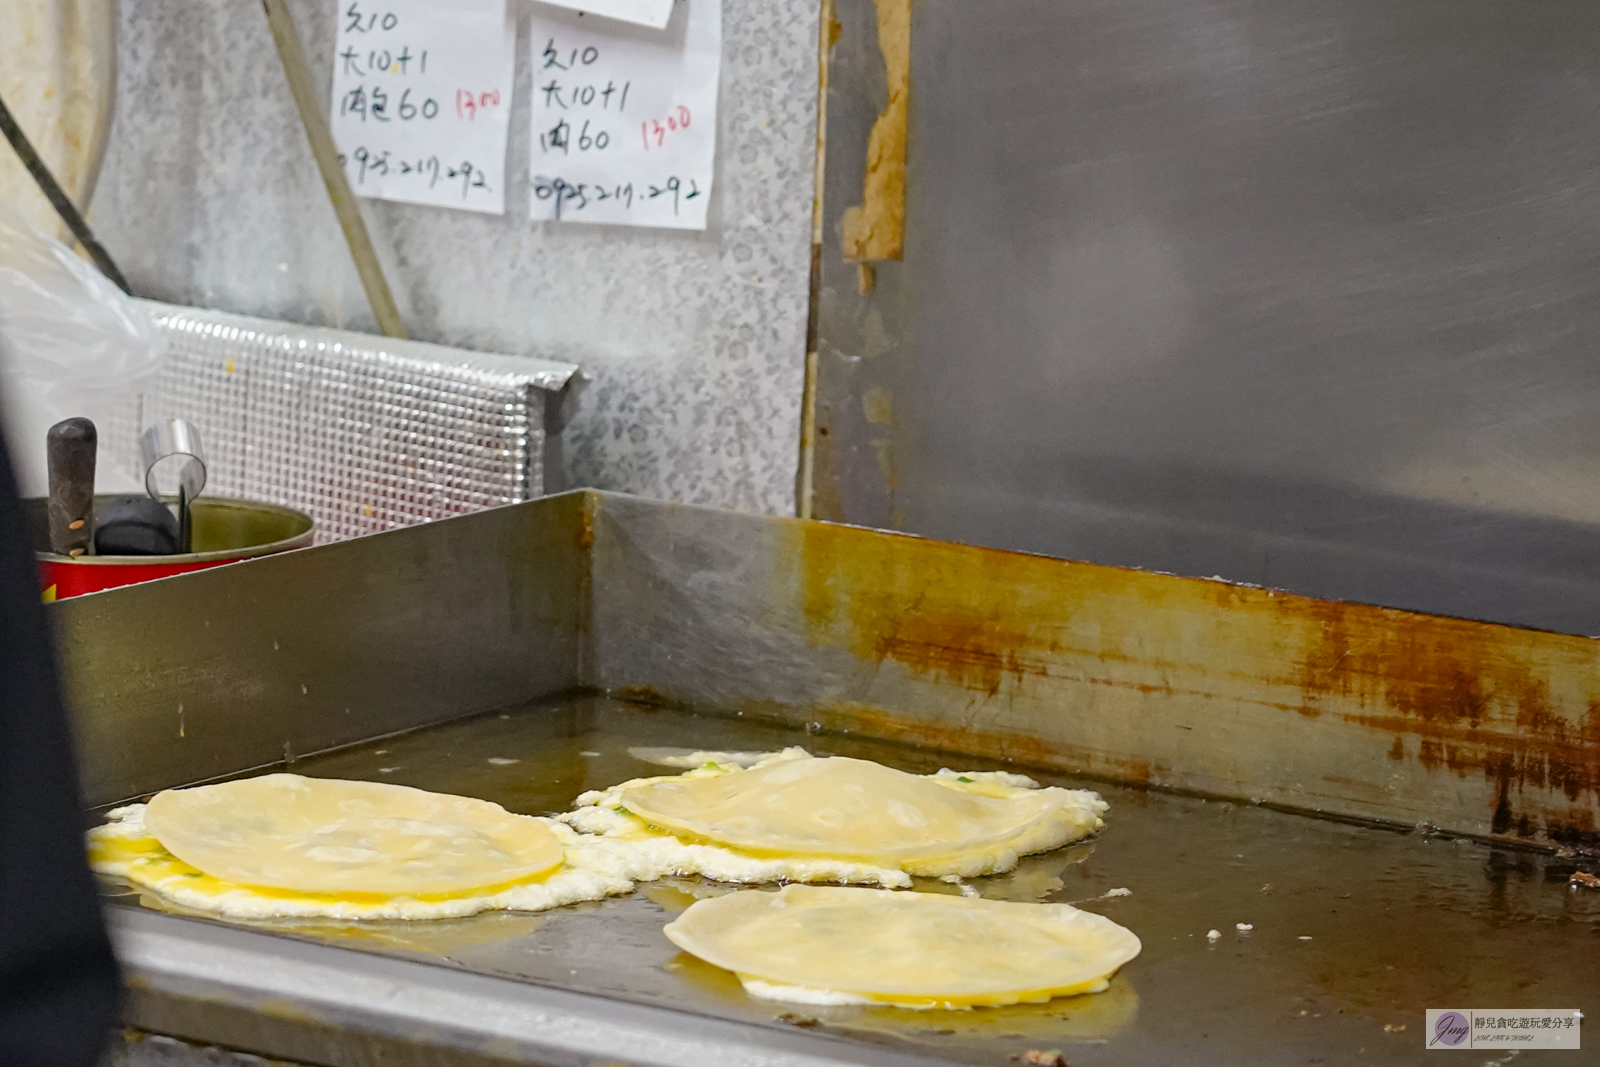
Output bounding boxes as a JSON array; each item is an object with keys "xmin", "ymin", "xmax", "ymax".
[{"xmin": 0, "ymin": 204, "xmax": 163, "ymax": 495}]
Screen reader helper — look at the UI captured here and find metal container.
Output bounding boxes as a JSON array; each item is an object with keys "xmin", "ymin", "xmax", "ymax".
[
  {"xmin": 48, "ymin": 492, "xmax": 1600, "ymax": 1066},
  {"xmin": 30, "ymin": 495, "xmax": 313, "ymax": 600}
]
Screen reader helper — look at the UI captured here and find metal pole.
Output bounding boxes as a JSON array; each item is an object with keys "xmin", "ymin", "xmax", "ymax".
[
  {"xmin": 796, "ymin": 0, "xmax": 833, "ymax": 520},
  {"xmin": 0, "ymin": 90, "xmax": 132, "ymax": 295},
  {"xmin": 260, "ymin": 0, "xmax": 407, "ymax": 339}
]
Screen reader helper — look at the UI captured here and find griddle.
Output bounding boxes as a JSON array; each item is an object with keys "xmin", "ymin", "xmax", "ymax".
[{"xmin": 55, "ymin": 491, "xmax": 1599, "ymax": 1066}]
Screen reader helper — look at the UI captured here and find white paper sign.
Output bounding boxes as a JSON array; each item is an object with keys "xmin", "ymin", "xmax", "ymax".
[
  {"xmin": 527, "ymin": 0, "xmax": 720, "ymax": 230},
  {"xmin": 529, "ymin": 0, "xmax": 676, "ymax": 30},
  {"xmin": 329, "ymin": 0, "xmax": 515, "ymax": 214}
]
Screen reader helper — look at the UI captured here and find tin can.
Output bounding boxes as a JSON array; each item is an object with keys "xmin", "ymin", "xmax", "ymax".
[{"xmin": 31, "ymin": 496, "xmax": 314, "ymax": 601}]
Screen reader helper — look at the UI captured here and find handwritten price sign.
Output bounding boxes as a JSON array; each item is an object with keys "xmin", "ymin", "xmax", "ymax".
[
  {"xmin": 329, "ymin": 0, "xmax": 514, "ymax": 214},
  {"xmin": 528, "ymin": 0, "xmax": 720, "ymax": 231}
]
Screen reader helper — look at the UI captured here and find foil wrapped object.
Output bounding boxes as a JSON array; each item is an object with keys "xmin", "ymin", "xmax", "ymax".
[{"xmin": 123, "ymin": 302, "xmax": 580, "ymax": 543}]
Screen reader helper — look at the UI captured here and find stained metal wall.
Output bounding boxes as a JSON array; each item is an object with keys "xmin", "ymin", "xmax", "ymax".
[
  {"xmin": 586, "ymin": 493, "xmax": 1600, "ymax": 849},
  {"xmin": 55, "ymin": 489, "xmax": 1598, "ymax": 843},
  {"xmin": 815, "ymin": 0, "xmax": 1600, "ymax": 635}
]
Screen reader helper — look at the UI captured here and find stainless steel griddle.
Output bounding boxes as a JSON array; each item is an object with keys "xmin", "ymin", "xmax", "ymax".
[{"xmin": 56, "ymin": 491, "xmax": 1600, "ymax": 1066}]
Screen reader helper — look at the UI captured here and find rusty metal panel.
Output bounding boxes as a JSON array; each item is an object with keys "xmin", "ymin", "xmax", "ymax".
[
  {"xmin": 54, "ymin": 488, "xmax": 1599, "ymax": 838},
  {"xmin": 590, "ymin": 494, "xmax": 1600, "ymax": 849}
]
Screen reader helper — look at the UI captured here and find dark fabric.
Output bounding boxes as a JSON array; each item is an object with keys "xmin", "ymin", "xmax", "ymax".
[{"xmin": 0, "ymin": 428, "xmax": 119, "ymax": 1065}]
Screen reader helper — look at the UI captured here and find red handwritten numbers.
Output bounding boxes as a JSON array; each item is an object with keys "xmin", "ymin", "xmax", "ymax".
[
  {"xmin": 456, "ymin": 89, "xmax": 503, "ymax": 121},
  {"xmin": 640, "ymin": 105, "xmax": 691, "ymax": 150}
]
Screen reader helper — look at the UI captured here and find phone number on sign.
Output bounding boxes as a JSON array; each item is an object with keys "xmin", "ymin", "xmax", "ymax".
[
  {"xmin": 532, "ymin": 175, "xmax": 702, "ymax": 218},
  {"xmin": 340, "ymin": 148, "xmax": 492, "ymax": 200}
]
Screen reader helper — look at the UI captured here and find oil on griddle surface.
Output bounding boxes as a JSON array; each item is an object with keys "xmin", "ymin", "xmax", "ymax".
[{"xmin": 101, "ymin": 697, "xmax": 1600, "ymax": 1067}]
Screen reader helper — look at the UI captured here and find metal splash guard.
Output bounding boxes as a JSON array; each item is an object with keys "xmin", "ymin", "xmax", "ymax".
[{"xmin": 123, "ymin": 301, "xmax": 580, "ymax": 543}]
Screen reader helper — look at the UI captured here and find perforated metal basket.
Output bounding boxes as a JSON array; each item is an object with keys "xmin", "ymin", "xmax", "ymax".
[{"xmin": 110, "ymin": 302, "xmax": 581, "ymax": 544}]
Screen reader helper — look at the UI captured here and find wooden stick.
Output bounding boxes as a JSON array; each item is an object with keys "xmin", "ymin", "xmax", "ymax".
[
  {"xmin": 0, "ymin": 90, "xmax": 132, "ymax": 295},
  {"xmin": 260, "ymin": 0, "xmax": 407, "ymax": 339}
]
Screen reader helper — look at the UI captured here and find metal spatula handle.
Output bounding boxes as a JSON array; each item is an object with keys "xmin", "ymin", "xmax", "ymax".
[{"xmin": 140, "ymin": 419, "xmax": 208, "ymax": 554}]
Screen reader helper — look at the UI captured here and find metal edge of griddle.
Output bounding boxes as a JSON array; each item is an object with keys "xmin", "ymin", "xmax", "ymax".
[{"xmin": 110, "ymin": 908, "xmax": 948, "ymax": 1067}]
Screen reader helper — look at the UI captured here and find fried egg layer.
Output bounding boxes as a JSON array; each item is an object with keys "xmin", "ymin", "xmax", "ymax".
[
  {"xmin": 88, "ymin": 804, "xmax": 653, "ymax": 921},
  {"xmin": 665, "ymin": 885, "xmax": 1141, "ymax": 1009},
  {"xmin": 559, "ymin": 749, "xmax": 1106, "ymax": 884}
]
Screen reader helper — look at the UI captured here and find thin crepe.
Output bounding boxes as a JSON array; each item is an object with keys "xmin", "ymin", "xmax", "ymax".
[
  {"xmin": 664, "ymin": 885, "xmax": 1141, "ymax": 1008},
  {"xmin": 619, "ymin": 755, "xmax": 1065, "ymax": 862},
  {"xmin": 144, "ymin": 773, "xmax": 563, "ymax": 896}
]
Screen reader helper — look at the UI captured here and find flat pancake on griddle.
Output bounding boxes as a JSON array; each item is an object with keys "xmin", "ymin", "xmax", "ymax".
[
  {"xmin": 144, "ymin": 773, "xmax": 564, "ymax": 896},
  {"xmin": 618, "ymin": 755, "xmax": 1065, "ymax": 862},
  {"xmin": 664, "ymin": 885, "xmax": 1141, "ymax": 1008}
]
